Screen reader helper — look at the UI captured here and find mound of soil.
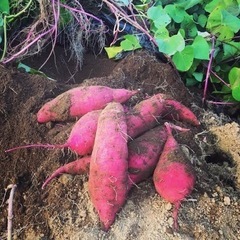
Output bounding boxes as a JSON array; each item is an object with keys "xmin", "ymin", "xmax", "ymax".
[{"xmin": 0, "ymin": 51, "xmax": 239, "ymax": 240}]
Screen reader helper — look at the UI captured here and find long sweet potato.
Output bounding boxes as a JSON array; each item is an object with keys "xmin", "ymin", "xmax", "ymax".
[
  {"xmin": 126, "ymin": 93, "xmax": 199, "ymax": 138},
  {"xmin": 153, "ymin": 122, "xmax": 196, "ymax": 230},
  {"xmin": 6, "ymin": 110, "xmax": 101, "ymax": 155},
  {"xmin": 88, "ymin": 102, "xmax": 128, "ymax": 231},
  {"xmin": 37, "ymin": 86, "xmax": 138, "ymax": 123}
]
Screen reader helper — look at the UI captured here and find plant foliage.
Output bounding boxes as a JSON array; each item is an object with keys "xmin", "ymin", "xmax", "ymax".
[{"xmin": 105, "ymin": 0, "xmax": 240, "ymax": 103}]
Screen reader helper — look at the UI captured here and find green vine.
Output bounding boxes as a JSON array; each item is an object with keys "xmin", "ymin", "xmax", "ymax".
[{"xmin": 105, "ymin": 0, "xmax": 240, "ymax": 103}]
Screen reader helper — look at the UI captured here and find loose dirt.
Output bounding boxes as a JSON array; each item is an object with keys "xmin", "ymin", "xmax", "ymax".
[{"xmin": 0, "ymin": 51, "xmax": 239, "ymax": 240}]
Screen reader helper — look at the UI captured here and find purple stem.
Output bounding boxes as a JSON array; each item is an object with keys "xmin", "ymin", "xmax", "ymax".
[
  {"xmin": 59, "ymin": 2, "xmax": 104, "ymax": 26},
  {"xmin": 203, "ymin": 36, "xmax": 215, "ymax": 103},
  {"xmin": 210, "ymin": 69, "xmax": 230, "ymax": 88},
  {"xmin": 2, "ymin": 26, "xmax": 55, "ymax": 64},
  {"xmin": 202, "ymin": 63, "xmax": 231, "ymax": 88},
  {"xmin": 2, "ymin": 1, "xmax": 105, "ymax": 64},
  {"xmin": 39, "ymin": 0, "xmax": 60, "ymax": 70}
]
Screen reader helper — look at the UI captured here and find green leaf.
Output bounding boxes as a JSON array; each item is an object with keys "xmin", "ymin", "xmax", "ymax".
[
  {"xmin": 229, "ymin": 67, "xmax": 240, "ymax": 101},
  {"xmin": 192, "ymin": 72, "xmax": 204, "ymax": 82},
  {"xmin": 120, "ymin": 35, "xmax": 141, "ymax": 51},
  {"xmin": 223, "ymin": 41, "xmax": 240, "ymax": 60},
  {"xmin": 221, "ymin": 85, "xmax": 232, "ymax": 94},
  {"xmin": 231, "ymin": 86, "xmax": 240, "ymax": 101},
  {"xmin": 154, "ymin": 26, "xmax": 169, "ymax": 39},
  {"xmin": 164, "ymin": 4, "xmax": 186, "ymax": 23},
  {"xmin": 179, "ymin": 28, "xmax": 185, "ymax": 38},
  {"xmin": 156, "ymin": 31, "xmax": 185, "ymax": 56},
  {"xmin": 17, "ymin": 63, "xmax": 55, "ymax": 81},
  {"xmin": 187, "ymin": 59, "xmax": 201, "ymax": 74},
  {"xmin": 221, "ymin": 10, "xmax": 240, "ymax": 33},
  {"xmin": 104, "ymin": 46, "xmax": 123, "ymax": 59},
  {"xmin": 207, "ymin": 8, "xmax": 240, "ymax": 37},
  {"xmin": 59, "ymin": 7, "xmax": 72, "ymax": 29},
  {"xmin": 215, "ymin": 26, "xmax": 234, "ymax": 41},
  {"xmin": 147, "ymin": 5, "xmax": 171, "ymax": 27},
  {"xmin": 175, "ymin": 0, "xmax": 202, "ymax": 10},
  {"xmin": 192, "ymin": 35, "xmax": 210, "ymax": 60},
  {"xmin": 172, "ymin": 46, "xmax": 194, "ymax": 71},
  {"xmin": 205, "ymin": 0, "xmax": 240, "ymax": 15},
  {"xmin": 204, "ymin": 0, "xmax": 221, "ymax": 13},
  {"xmin": 181, "ymin": 14, "xmax": 197, "ymax": 37},
  {"xmin": 206, "ymin": 8, "xmax": 222, "ymax": 30},
  {"xmin": 186, "ymin": 77, "xmax": 198, "ymax": 86},
  {"xmin": 198, "ymin": 14, "xmax": 208, "ymax": 27},
  {"xmin": 0, "ymin": 0, "xmax": 9, "ymax": 14}
]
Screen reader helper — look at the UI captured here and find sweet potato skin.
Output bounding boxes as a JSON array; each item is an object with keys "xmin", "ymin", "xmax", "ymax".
[
  {"xmin": 153, "ymin": 148, "xmax": 195, "ymax": 203},
  {"xmin": 126, "ymin": 93, "xmax": 199, "ymax": 139},
  {"xmin": 162, "ymin": 99, "xmax": 200, "ymax": 126},
  {"xmin": 37, "ymin": 86, "xmax": 137, "ymax": 123},
  {"xmin": 128, "ymin": 125, "xmax": 168, "ymax": 186},
  {"xmin": 88, "ymin": 102, "xmax": 128, "ymax": 231},
  {"xmin": 65, "ymin": 110, "xmax": 101, "ymax": 155},
  {"xmin": 126, "ymin": 94, "xmax": 167, "ymax": 138},
  {"xmin": 153, "ymin": 123, "xmax": 195, "ymax": 229}
]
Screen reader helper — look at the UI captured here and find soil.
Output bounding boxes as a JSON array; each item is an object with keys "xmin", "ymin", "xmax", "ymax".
[{"xmin": 0, "ymin": 50, "xmax": 239, "ymax": 240}]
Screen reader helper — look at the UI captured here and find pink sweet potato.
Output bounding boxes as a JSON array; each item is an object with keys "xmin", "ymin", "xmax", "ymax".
[
  {"xmin": 153, "ymin": 122, "xmax": 196, "ymax": 230},
  {"xmin": 128, "ymin": 124, "xmax": 189, "ymax": 187},
  {"xmin": 162, "ymin": 99, "xmax": 200, "ymax": 126},
  {"xmin": 6, "ymin": 110, "xmax": 101, "ymax": 155},
  {"xmin": 128, "ymin": 125, "xmax": 168, "ymax": 186},
  {"xmin": 42, "ymin": 156, "xmax": 91, "ymax": 189},
  {"xmin": 88, "ymin": 102, "xmax": 128, "ymax": 231},
  {"xmin": 41, "ymin": 126, "xmax": 167, "ymax": 189},
  {"xmin": 37, "ymin": 86, "xmax": 138, "ymax": 123},
  {"xmin": 126, "ymin": 93, "xmax": 199, "ymax": 138},
  {"xmin": 41, "ymin": 124, "xmax": 189, "ymax": 189}
]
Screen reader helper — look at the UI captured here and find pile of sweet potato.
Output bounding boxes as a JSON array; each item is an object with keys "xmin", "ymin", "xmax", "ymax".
[{"xmin": 6, "ymin": 86, "xmax": 199, "ymax": 231}]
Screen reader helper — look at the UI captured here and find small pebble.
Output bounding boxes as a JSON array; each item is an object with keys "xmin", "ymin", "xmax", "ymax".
[
  {"xmin": 165, "ymin": 202, "xmax": 172, "ymax": 211},
  {"xmin": 212, "ymin": 192, "xmax": 218, "ymax": 197},
  {"xmin": 223, "ymin": 196, "xmax": 231, "ymax": 205},
  {"xmin": 168, "ymin": 217, "xmax": 174, "ymax": 226}
]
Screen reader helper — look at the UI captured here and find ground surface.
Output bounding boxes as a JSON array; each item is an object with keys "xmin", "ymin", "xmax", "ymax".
[{"xmin": 0, "ymin": 50, "xmax": 239, "ymax": 240}]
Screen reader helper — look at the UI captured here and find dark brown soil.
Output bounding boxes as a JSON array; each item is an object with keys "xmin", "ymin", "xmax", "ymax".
[{"xmin": 0, "ymin": 50, "xmax": 239, "ymax": 240}]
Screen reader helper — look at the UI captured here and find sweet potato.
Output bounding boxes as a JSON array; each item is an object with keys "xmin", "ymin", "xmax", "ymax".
[
  {"xmin": 88, "ymin": 102, "xmax": 128, "ymax": 231},
  {"xmin": 128, "ymin": 125, "xmax": 167, "ymax": 186},
  {"xmin": 162, "ymin": 99, "xmax": 200, "ymax": 126},
  {"xmin": 126, "ymin": 93, "xmax": 199, "ymax": 138},
  {"xmin": 41, "ymin": 123, "xmax": 189, "ymax": 189},
  {"xmin": 42, "ymin": 156, "xmax": 91, "ymax": 189},
  {"xmin": 41, "ymin": 126, "xmax": 166, "ymax": 189},
  {"xmin": 153, "ymin": 122, "xmax": 196, "ymax": 230},
  {"xmin": 128, "ymin": 124, "xmax": 189, "ymax": 187},
  {"xmin": 37, "ymin": 86, "xmax": 138, "ymax": 123},
  {"xmin": 5, "ymin": 110, "xmax": 101, "ymax": 155}
]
